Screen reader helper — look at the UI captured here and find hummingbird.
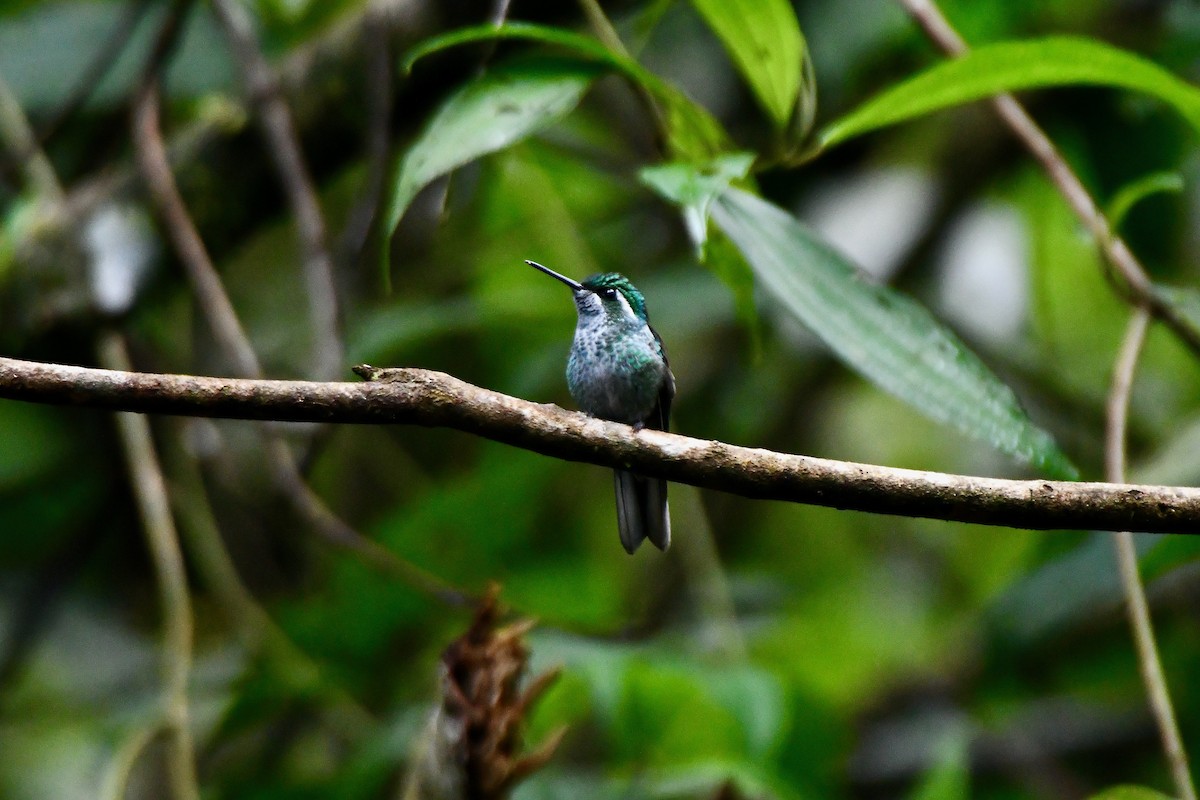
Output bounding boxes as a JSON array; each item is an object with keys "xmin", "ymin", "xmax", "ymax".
[{"xmin": 527, "ymin": 260, "xmax": 675, "ymax": 554}]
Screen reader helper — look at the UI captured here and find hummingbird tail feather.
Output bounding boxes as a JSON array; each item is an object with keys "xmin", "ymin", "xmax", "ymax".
[
  {"xmin": 643, "ymin": 476, "xmax": 670, "ymax": 551},
  {"xmin": 614, "ymin": 469, "xmax": 644, "ymax": 554},
  {"xmin": 614, "ymin": 469, "xmax": 671, "ymax": 554}
]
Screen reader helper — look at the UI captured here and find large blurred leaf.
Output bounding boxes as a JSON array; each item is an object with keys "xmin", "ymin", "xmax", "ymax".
[
  {"xmin": 689, "ymin": 0, "xmax": 806, "ymax": 128},
  {"xmin": 402, "ymin": 23, "xmax": 729, "ymax": 161},
  {"xmin": 1017, "ymin": 169, "xmax": 1141, "ymax": 404},
  {"xmin": 988, "ymin": 533, "xmax": 1125, "ymax": 643},
  {"xmin": 711, "ymin": 188, "xmax": 1077, "ymax": 478},
  {"xmin": 382, "ymin": 58, "xmax": 600, "ymax": 251},
  {"xmin": 1089, "ymin": 788, "xmax": 1175, "ymax": 800},
  {"xmin": 908, "ymin": 731, "xmax": 970, "ymax": 800},
  {"xmin": 819, "ymin": 36, "xmax": 1200, "ymax": 150},
  {"xmin": 699, "ymin": 664, "xmax": 788, "ymax": 759},
  {"xmin": 0, "ymin": 403, "xmax": 72, "ymax": 488}
]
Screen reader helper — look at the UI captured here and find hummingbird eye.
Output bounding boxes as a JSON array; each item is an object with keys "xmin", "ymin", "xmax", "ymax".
[{"xmin": 600, "ymin": 288, "xmax": 618, "ymax": 300}]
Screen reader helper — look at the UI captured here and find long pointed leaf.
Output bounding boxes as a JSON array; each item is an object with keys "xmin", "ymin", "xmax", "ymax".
[
  {"xmin": 819, "ymin": 36, "xmax": 1200, "ymax": 150},
  {"xmin": 689, "ymin": 0, "xmax": 806, "ymax": 128},
  {"xmin": 382, "ymin": 58, "xmax": 599, "ymax": 244},
  {"xmin": 711, "ymin": 188, "xmax": 1077, "ymax": 478},
  {"xmin": 402, "ymin": 23, "xmax": 729, "ymax": 160}
]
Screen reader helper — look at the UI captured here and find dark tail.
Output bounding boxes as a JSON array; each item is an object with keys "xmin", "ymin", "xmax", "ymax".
[{"xmin": 613, "ymin": 469, "xmax": 671, "ymax": 554}]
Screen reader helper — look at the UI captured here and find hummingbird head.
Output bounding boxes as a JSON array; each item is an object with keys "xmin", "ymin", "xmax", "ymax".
[
  {"xmin": 526, "ymin": 260, "xmax": 649, "ymax": 326},
  {"xmin": 581, "ymin": 273, "xmax": 648, "ymax": 323}
]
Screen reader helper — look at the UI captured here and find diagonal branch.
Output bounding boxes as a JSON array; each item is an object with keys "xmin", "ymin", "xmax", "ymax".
[
  {"xmin": 129, "ymin": 61, "xmax": 466, "ymax": 606},
  {"xmin": 2, "ymin": 357, "xmax": 1200, "ymax": 534},
  {"xmin": 210, "ymin": 0, "xmax": 343, "ymax": 382},
  {"xmin": 132, "ymin": 79, "xmax": 263, "ymax": 377},
  {"xmin": 895, "ymin": 0, "xmax": 1200, "ymax": 357}
]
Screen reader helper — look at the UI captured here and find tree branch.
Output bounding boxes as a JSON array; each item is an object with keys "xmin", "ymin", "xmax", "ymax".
[
  {"xmin": 1105, "ymin": 308, "xmax": 1197, "ymax": 800},
  {"xmin": 2, "ymin": 357, "xmax": 1200, "ymax": 534},
  {"xmin": 210, "ymin": 0, "xmax": 343, "ymax": 382},
  {"xmin": 894, "ymin": 0, "xmax": 1200, "ymax": 357},
  {"xmin": 129, "ymin": 58, "xmax": 465, "ymax": 605},
  {"xmin": 132, "ymin": 78, "xmax": 263, "ymax": 377}
]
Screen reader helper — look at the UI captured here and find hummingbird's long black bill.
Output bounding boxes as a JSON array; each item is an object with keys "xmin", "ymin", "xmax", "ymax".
[{"xmin": 526, "ymin": 260, "xmax": 584, "ymax": 291}]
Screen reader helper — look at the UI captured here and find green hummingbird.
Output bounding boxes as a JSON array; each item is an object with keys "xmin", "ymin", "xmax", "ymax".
[{"xmin": 527, "ymin": 260, "xmax": 675, "ymax": 554}]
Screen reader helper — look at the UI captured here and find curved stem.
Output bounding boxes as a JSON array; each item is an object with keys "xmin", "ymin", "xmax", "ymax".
[
  {"xmin": 0, "ymin": 72, "xmax": 63, "ymax": 203},
  {"xmin": 1106, "ymin": 308, "xmax": 1196, "ymax": 800},
  {"xmin": 210, "ymin": 0, "xmax": 343, "ymax": 382},
  {"xmin": 132, "ymin": 80, "xmax": 263, "ymax": 377},
  {"xmin": 98, "ymin": 332, "xmax": 198, "ymax": 800},
  {"xmin": 130, "ymin": 66, "xmax": 467, "ymax": 606},
  {"xmin": 100, "ymin": 722, "xmax": 163, "ymax": 800}
]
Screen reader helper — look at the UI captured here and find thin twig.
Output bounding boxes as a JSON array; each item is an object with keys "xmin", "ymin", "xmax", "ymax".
[
  {"xmin": 19, "ymin": 2, "xmax": 393, "ymax": 260},
  {"xmin": 0, "ymin": 0, "xmax": 152, "ymax": 189},
  {"xmin": 474, "ymin": 0, "xmax": 515, "ymax": 71},
  {"xmin": 1105, "ymin": 307, "xmax": 1197, "ymax": 800},
  {"xmin": 165, "ymin": 435, "xmax": 376, "ymax": 734},
  {"xmin": 209, "ymin": 0, "xmax": 343, "ymax": 382},
  {"xmin": 489, "ymin": 0, "xmax": 514, "ymax": 27},
  {"xmin": 35, "ymin": 0, "xmax": 154, "ymax": 149},
  {"xmin": 132, "ymin": 80, "xmax": 263, "ymax": 376},
  {"xmin": 5, "ymin": 357, "xmax": 1200, "ymax": 534},
  {"xmin": 3, "ymin": 42, "xmax": 195, "ymax": 796},
  {"xmin": 262, "ymin": 434, "xmax": 471, "ymax": 604},
  {"xmin": 576, "ymin": 0, "xmax": 669, "ymax": 136},
  {"xmin": 895, "ymin": 5, "xmax": 1199, "ymax": 785},
  {"xmin": 100, "ymin": 723, "xmax": 164, "ymax": 800},
  {"xmin": 0, "ymin": 73, "xmax": 64, "ymax": 204},
  {"xmin": 894, "ymin": 0, "xmax": 1200, "ymax": 357},
  {"xmin": 129, "ymin": 64, "xmax": 470, "ymax": 606},
  {"xmin": 98, "ymin": 332, "xmax": 198, "ymax": 800},
  {"xmin": 334, "ymin": 13, "xmax": 393, "ymax": 271}
]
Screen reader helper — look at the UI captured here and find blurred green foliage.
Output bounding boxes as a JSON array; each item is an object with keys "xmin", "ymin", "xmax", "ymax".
[{"xmin": 2, "ymin": 1, "xmax": 1200, "ymax": 799}]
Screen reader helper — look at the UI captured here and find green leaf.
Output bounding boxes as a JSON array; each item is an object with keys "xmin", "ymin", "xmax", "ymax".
[
  {"xmin": 711, "ymin": 188, "xmax": 1077, "ymax": 478},
  {"xmin": 1106, "ymin": 171, "xmax": 1184, "ymax": 230},
  {"xmin": 0, "ymin": 402, "xmax": 73, "ymax": 488},
  {"xmin": 819, "ymin": 36, "xmax": 1200, "ymax": 151},
  {"xmin": 908, "ymin": 731, "xmax": 970, "ymax": 800},
  {"xmin": 382, "ymin": 57, "xmax": 599, "ymax": 249},
  {"xmin": 640, "ymin": 152, "xmax": 755, "ymax": 252},
  {"xmin": 1088, "ymin": 787, "xmax": 1175, "ymax": 800},
  {"xmin": 402, "ymin": 22, "xmax": 730, "ymax": 161},
  {"xmin": 401, "ymin": 22, "xmax": 613, "ymax": 74},
  {"xmin": 0, "ymin": 192, "xmax": 39, "ymax": 278},
  {"xmin": 697, "ymin": 665, "xmax": 787, "ymax": 758},
  {"xmin": 641, "ymin": 154, "xmax": 761, "ymax": 342},
  {"xmin": 689, "ymin": 0, "xmax": 806, "ymax": 128},
  {"xmin": 1139, "ymin": 534, "xmax": 1200, "ymax": 583}
]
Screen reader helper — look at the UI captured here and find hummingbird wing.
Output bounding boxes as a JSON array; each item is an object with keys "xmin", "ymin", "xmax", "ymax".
[{"xmin": 648, "ymin": 323, "xmax": 675, "ymax": 432}]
